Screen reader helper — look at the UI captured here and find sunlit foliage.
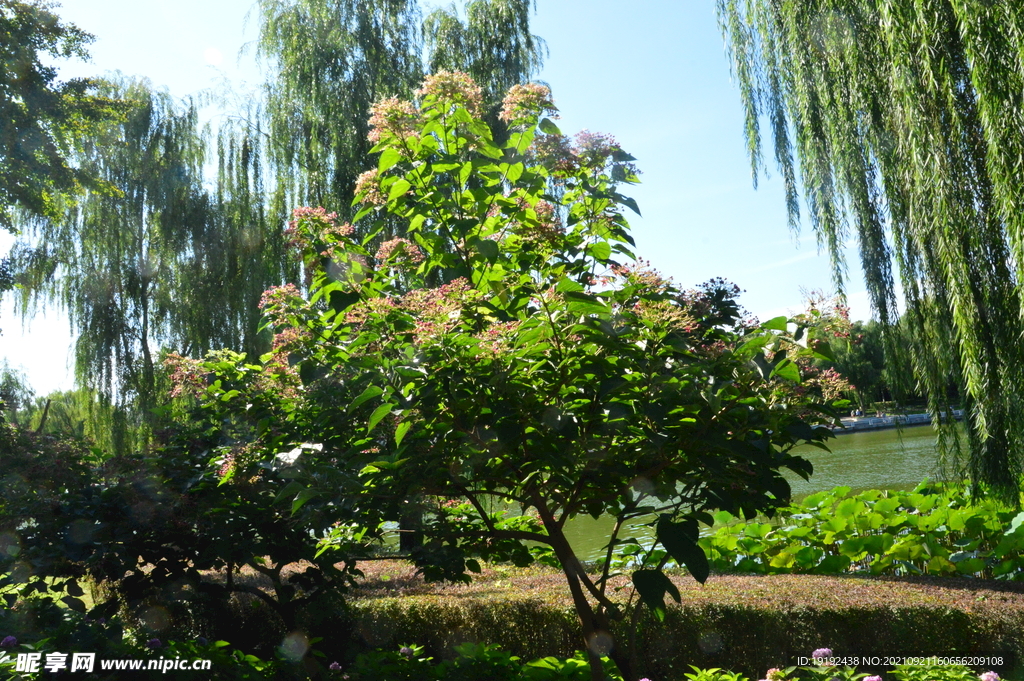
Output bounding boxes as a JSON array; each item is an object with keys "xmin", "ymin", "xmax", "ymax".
[{"xmin": 0, "ymin": 0, "xmax": 122, "ymax": 232}]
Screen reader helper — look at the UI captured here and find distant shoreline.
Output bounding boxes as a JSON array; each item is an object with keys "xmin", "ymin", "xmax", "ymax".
[{"xmin": 832, "ymin": 410, "xmax": 964, "ymax": 435}]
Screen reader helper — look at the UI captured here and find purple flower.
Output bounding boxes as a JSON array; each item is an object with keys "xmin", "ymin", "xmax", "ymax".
[
  {"xmin": 329, "ymin": 661, "xmax": 342, "ymax": 671},
  {"xmin": 1, "ymin": 636, "xmax": 16, "ymax": 648},
  {"xmin": 767, "ymin": 669, "xmax": 785, "ymax": 681},
  {"xmin": 812, "ymin": 648, "xmax": 833, "ymax": 659},
  {"xmin": 865, "ymin": 676, "xmax": 883, "ymax": 681},
  {"xmin": 980, "ymin": 673, "xmax": 1000, "ymax": 681},
  {"xmin": 399, "ymin": 646, "xmax": 414, "ymax": 658},
  {"xmin": 146, "ymin": 638, "xmax": 161, "ymax": 649}
]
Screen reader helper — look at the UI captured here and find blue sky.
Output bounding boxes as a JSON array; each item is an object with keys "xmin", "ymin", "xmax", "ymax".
[{"xmin": 0, "ymin": 0, "xmax": 872, "ymax": 395}]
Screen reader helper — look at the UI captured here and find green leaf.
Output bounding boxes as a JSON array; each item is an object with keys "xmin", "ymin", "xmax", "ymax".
[
  {"xmin": 586, "ymin": 241, "xmax": 612, "ymax": 261},
  {"xmin": 564, "ymin": 291, "xmax": 608, "ymax": 315},
  {"xmin": 619, "ymin": 195, "xmax": 641, "ymax": 216},
  {"xmin": 329, "ymin": 289, "xmax": 360, "ymax": 314},
  {"xmin": 368, "ymin": 402, "xmax": 395, "ymax": 433},
  {"xmin": 61, "ymin": 596, "xmax": 86, "ymax": 613},
  {"xmin": 394, "ymin": 420, "xmax": 412, "ymax": 447},
  {"xmin": 349, "ymin": 385, "xmax": 383, "ymax": 411},
  {"xmin": 474, "ymin": 237, "xmax": 499, "ymax": 263},
  {"xmin": 556, "ymin": 277, "xmax": 584, "ymax": 293},
  {"xmin": 762, "ymin": 316, "xmax": 788, "ymax": 331},
  {"xmin": 388, "ymin": 178, "xmax": 411, "ymax": 203},
  {"xmin": 378, "ymin": 147, "xmax": 402, "ymax": 172},
  {"xmin": 631, "ymin": 569, "xmax": 681, "ymax": 615},
  {"xmin": 504, "ymin": 162, "xmax": 524, "ymax": 183},
  {"xmin": 292, "ymin": 488, "xmax": 318, "ymax": 514},
  {"xmin": 538, "ymin": 118, "xmax": 561, "ymax": 135},
  {"xmin": 657, "ymin": 515, "xmax": 710, "ymax": 583},
  {"xmin": 299, "ymin": 361, "xmax": 323, "ymax": 386},
  {"xmin": 274, "ymin": 481, "xmax": 304, "ymax": 504},
  {"xmin": 809, "ymin": 338, "xmax": 836, "ymax": 361},
  {"xmin": 770, "ymin": 358, "xmax": 801, "ymax": 382}
]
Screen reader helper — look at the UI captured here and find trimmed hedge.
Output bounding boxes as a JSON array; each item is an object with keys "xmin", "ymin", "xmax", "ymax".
[{"xmin": 348, "ymin": 566, "xmax": 1024, "ymax": 680}]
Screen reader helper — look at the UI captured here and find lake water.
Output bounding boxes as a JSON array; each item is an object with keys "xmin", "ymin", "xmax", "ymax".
[
  {"xmin": 786, "ymin": 424, "xmax": 948, "ymax": 497},
  {"xmin": 564, "ymin": 424, "xmax": 948, "ymax": 562}
]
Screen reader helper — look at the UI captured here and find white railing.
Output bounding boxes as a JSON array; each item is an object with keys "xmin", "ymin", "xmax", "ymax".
[{"xmin": 832, "ymin": 409, "xmax": 964, "ymax": 433}]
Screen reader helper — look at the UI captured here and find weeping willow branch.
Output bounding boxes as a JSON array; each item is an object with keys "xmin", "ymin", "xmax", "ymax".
[{"xmin": 717, "ymin": 0, "xmax": 1024, "ymax": 501}]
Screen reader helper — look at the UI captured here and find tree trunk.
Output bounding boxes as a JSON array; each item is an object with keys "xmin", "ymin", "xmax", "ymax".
[{"xmin": 532, "ymin": 494, "xmax": 635, "ymax": 681}]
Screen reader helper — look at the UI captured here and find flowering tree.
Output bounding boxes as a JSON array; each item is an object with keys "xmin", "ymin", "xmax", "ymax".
[{"xmin": 180, "ymin": 72, "xmax": 839, "ymax": 681}]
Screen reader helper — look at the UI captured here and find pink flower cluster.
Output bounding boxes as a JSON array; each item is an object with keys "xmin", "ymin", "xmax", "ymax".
[
  {"xmin": 344, "ymin": 296, "xmax": 399, "ymax": 326},
  {"xmin": 367, "ymin": 97, "xmax": 420, "ymax": 144},
  {"xmin": 800, "ymin": 289, "xmax": 853, "ymax": 338},
  {"xmin": 528, "ymin": 129, "xmax": 639, "ymax": 181},
  {"xmin": 416, "ymin": 70, "xmax": 483, "ymax": 117},
  {"xmin": 574, "ymin": 130, "xmax": 618, "ymax": 162},
  {"xmin": 797, "ymin": 364, "xmax": 853, "ymax": 400},
  {"xmin": 508, "ymin": 199, "xmax": 563, "ymax": 245},
  {"xmin": 218, "ymin": 450, "xmax": 236, "ymax": 479},
  {"xmin": 528, "ymin": 133, "xmax": 578, "ymax": 175},
  {"xmin": 287, "ymin": 206, "xmax": 340, "ymax": 231},
  {"xmin": 401, "ymin": 278, "xmax": 476, "ymax": 343},
  {"xmin": 499, "ymin": 83, "xmax": 557, "ymax": 124},
  {"xmin": 164, "ymin": 352, "xmax": 206, "ymax": 399},
  {"xmin": 285, "ymin": 207, "xmax": 355, "ymax": 258},
  {"xmin": 633, "ymin": 299, "xmax": 695, "ymax": 332},
  {"xmin": 374, "ymin": 238, "xmax": 425, "ymax": 268},
  {"xmin": 215, "ymin": 443, "xmax": 264, "ymax": 484},
  {"xmin": 258, "ymin": 284, "xmax": 303, "ymax": 311},
  {"xmin": 475, "ymin": 320, "xmax": 522, "ymax": 355},
  {"xmin": 271, "ymin": 326, "xmax": 311, "ymax": 352},
  {"xmin": 488, "ymin": 196, "xmax": 564, "ymax": 245},
  {"xmin": 610, "ymin": 259, "xmax": 672, "ymax": 294},
  {"xmin": 402, "ymin": 278, "xmax": 472, "ymax": 313},
  {"xmin": 257, "ymin": 351, "xmax": 302, "ymax": 399},
  {"xmin": 354, "ymin": 169, "xmax": 387, "ymax": 206}
]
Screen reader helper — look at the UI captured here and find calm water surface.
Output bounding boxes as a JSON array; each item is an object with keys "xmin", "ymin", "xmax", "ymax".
[
  {"xmin": 564, "ymin": 424, "xmax": 947, "ymax": 561},
  {"xmin": 786, "ymin": 424, "xmax": 948, "ymax": 498}
]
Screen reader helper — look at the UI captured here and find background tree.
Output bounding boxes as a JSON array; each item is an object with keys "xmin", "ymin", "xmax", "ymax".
[
  {"xmin": 256, "ymin": 0, "xmax": 422, "ymax": 215},
  {"xmin": 423, "ymin": 0, "xmax": 546, "ymax": 112},
  {"xmin": 717, "ymin": 0, "xmax": 1024, "ymax": 500},
  {"xmin": 10, "ymin": 77, "xmax": 210, "ymax": 453},
  {"xmin": 256, "ymin": 0, "xmax": 544, "ymax": 217},
  {"xmin": 0, "ymin": 359, "xmax": 32, "ymax": 420},
  {"xmin": 0, "ymin": 0, "xmax": 121, "ymax": 232},
  {"xmin": 830, "ymin": 320, "xmax": 887, "ymax": 411}
]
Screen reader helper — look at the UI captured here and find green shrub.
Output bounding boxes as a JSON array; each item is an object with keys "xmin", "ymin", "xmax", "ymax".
[
  {"xmin": 349, "ymin": 572, "xmax": 1024, "ymax": 680},
  {"xmin": 889, "ymin": 663, "xmax": 979, "ymax": 681},
  {"xmin": 701, "ymin": 482, "xmax": 1024, "ymax": 578},
  {"xmin": 339, "ymin": 643, "xmax": 622, "ymax": 681}
]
